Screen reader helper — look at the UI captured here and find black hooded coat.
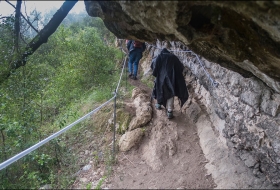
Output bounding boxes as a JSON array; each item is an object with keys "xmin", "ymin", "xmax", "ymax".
[{"xmin": 151, "ymin": 48, "xmax": 189, "ymax": 108}]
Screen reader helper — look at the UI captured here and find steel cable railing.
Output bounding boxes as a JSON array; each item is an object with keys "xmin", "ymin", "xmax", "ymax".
[
  {"xmin": 1, "ymin": 39, "xmax": 218, "ymax": 170},
  {"xmin": 145, "ymin": 42, "xmax": 219, "ymax": 88},
  {"xmin": 0, "ymin": 52, "xmax": 127, "ymax": 171}
]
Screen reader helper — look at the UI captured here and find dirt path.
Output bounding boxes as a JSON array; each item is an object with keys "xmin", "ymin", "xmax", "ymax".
[
  {"xmin": 70, "ymin": 77, "xmax": 216, "ymax": 189},
  {"xmin": 107, "ymin": 78, "xmax": 216, "ymax": 189}
]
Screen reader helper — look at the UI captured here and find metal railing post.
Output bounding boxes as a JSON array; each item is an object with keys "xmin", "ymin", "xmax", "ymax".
[
  {"xmin": 126, "ymin": 57, "xmax": 127, "ymax": 91},
  {"xmin": 112, "ymin": 52, "xmax": 126, "ymax": 159},
  {"xmin": 113, "ymin": 91, "xmax": 117, "ymax": 157}
]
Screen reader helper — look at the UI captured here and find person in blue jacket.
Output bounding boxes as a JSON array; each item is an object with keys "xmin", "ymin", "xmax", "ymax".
[{"xmin": 126, "ymin": 40, "xmax": 146, "ymax": 80}]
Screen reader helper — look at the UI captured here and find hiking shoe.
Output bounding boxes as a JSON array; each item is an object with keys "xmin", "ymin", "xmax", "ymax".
[
  {"xmin": 167, "ymin": 111, "xmax": 174, "ymax": 119},
  {"xmin": 132, "ymin": 75, "xmax": 137, "ymax": 80},
  {"xmin": 128, "ymin": 73, "xmax": 133, "ymax": 78},
  {"xmin": 155, "ymin": 103, "xmax": 162, "ymax": 110}
]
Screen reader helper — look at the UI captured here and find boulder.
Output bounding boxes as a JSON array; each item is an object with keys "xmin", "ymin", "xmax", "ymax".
[
  {"xmin": 128, "ymin": 102, "xmax": 152, "ymax": 131},
  {"xmin": 118, "ymin": 128, "xmax": 144, "ymax": 151}
]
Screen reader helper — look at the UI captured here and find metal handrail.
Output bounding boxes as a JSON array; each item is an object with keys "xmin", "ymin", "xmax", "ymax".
[
  {"xmin": 145, "ymin": 42, "xmax": 219, "ymax": 88},
  {"xmin": 0, "ymin": 53, "xmax": 127, "ymax": 171}
]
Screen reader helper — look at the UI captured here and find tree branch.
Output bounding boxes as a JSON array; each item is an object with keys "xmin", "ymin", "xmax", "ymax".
[
  {"xmin": 0, "ymin": 16, "xmax": 11, "ymax": 20},
  {"xmin": 0, "ymin": 0, "xmax": 78, "ymax": 84},
  {"xmin": 14, "ymin": 0, "xmax": 22, "ymax": 53},
  {"xmin": 20, "ymin": 32, "xmax": 28, "ymax": 45},
  {"xmin": 23, "ymin": 0, "xmax": 28, "ymax": 19},
  {"xmin": 5, "ymin": 0, "xmax": 39, "ymax": 33},
  {"xmin": 20, "ymin": 13, "xmax": 40, "ymax": 36}
]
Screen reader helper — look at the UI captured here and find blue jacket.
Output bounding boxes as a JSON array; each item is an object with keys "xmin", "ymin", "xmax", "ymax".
[{"xmin": 126, "ymin": 40, "xmax": 146, "ymax": 53}]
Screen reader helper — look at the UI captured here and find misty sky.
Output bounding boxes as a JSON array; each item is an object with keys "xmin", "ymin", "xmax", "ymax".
[{"xmin": 0, "ymin": 1, "xmax": 86, "ymax": 16}]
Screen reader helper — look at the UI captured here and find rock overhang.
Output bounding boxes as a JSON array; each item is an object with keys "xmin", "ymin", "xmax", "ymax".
[{"xmin": 85, "ymin": 1, "xmax": 280, "ymax": 93}]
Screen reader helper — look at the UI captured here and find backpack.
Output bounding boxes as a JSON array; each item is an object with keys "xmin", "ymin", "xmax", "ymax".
[{"xmin": 133, "ymin": 41, "xmax": 143, "ymax": 48}]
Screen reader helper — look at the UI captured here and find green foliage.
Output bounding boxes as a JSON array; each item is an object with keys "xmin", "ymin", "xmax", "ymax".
[
  {"xmin": 141, "ymin": 74, "xmax": 155, "ymax": 89},
  {"xmin": 0, "ymin": 12, "xmax": 123, "ymax": 189},
  {"xmin": 0, "ymin": 16, "xmax": 15, "ymax": 77},
  {"xmin": 86, "ymin": 182, "xmax": 92, "ymax": 190},
  {"xmin": 95, "ymin": 176, "xmax": 107, "ymax": 190}
]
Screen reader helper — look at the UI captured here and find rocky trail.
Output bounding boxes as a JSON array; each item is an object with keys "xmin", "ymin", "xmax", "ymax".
[
  {"xmin": 70, "ymin": 71, "xmax": 278, "ymax": 189},
  {"xmin": 70, "ymin": 77, "xmax": 216, "ymax": 189},
  {"xmin": 108, "ymin": 79, "xmax": 216, "ymax": 189}
]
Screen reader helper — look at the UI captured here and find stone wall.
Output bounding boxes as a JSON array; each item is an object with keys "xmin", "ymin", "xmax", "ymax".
[{"xmin": 143, "ymin": 40, "xmax": 280, "ymax": 185}]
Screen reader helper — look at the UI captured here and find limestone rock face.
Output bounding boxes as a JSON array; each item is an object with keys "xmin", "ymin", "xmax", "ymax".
[
  {"xmin": 142, "ymin": 40, "xmax": 280, "ymax": 186},
  {"xmin": 106, "ymin": 108, "xmax": 131, "ymax": 134},
  {"xmin": 85, "ymin": 1, "xmax": 280, "ymax": 93},
  {"xmin": 118, "ymin": 128, "xmax": 144, "ymax": 152},
  {"xmin": 128, "ymin": 102, "xmax": 152, "ymax": 131},
  {"xmin": 118, "ymin": 87, "xmax": 152, "ymax": 152},
  {"xmin": 115, "ymin": 110, "xmax": 131, "ymax": 134},
  {"xmin": 128, "ymin": 88, "xmax": 152, "ymax": 131},
  {"xmin": 185, "ymin": 100, "xmax": 202, "ymax": 123}
]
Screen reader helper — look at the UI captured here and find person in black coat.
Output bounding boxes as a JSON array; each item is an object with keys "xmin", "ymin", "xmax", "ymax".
[{"xmin": 151, "ymin": 48, "xmax": 189, "ymax": 119}]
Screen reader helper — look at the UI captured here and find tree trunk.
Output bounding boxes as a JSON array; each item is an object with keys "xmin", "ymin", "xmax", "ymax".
[
  {"xmin": 5, "ymin": 0, "xmax": 39, "ymax": 33},
  {"xmin": 14, "ymin": 0, "xmax": 22, "ymax": 53},
  {"xmin": 0, "ymin": 0, "xmax": 78, "ymax": 84}
]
